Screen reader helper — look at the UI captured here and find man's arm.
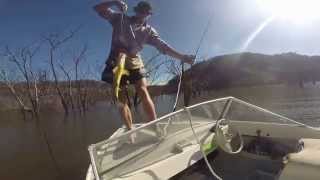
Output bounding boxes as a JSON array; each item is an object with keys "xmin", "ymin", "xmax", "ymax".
[
  {"xmin": 147, "ymin": 28, "xmax": 195, "ymax": 64},
  {"xmin": 163, "ymin": 45, "xmax": 194, "ymax": 64},
  {"xmin": 93, "ymin": 0, "xmax": 127, "ymax": 21}
]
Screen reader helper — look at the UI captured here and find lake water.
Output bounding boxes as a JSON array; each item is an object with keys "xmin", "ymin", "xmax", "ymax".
[{"xmin": 1, "ymin": 84, "xmax": 320, "ymax": 180}]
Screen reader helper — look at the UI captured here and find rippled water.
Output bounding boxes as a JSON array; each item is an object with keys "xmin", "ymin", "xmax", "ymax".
[{"xmin": 1, "ymin": 84, "xmax": 320, "ymax": 180}]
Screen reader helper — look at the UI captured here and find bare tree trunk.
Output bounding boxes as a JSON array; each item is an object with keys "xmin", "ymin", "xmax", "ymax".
[
  {"xmin": 73, "ymin": 45, "xmax": 87, "ymax": 114},
  {"xmin": 0, "ymin": 70, "xmax": 31, "ymax": 113},
  {"xmin": 81, "ymin": 83, "xmax": 89, "ymax": 113},
  {"xmin": 33, "ymin": 78, "xmax": 40, "ymax": 116},
  {"xmin": 49, "ymin": 49, "xmax": 69, "ymax": 115},
  {"xmin": 58, "ymin": 62, "xmax": 75, "ymax": 111},
  {"xmin": 43, "ymin": 28, "xmax": 80, "ymax": 115},
  {"xmin": 4, "ymin": 46, "xmax": 40, "ymax": 117}
]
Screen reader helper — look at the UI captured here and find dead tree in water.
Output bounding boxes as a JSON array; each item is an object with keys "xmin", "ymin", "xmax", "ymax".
[
  {"xmin": 73, "ymin": 45, "xmax": 89, "ymax": 114},
  {"xmin": 3, "ymin": 45, "xmax": 41, "ymax": 118},
  {"xmin": 37, "ymin": 69, "xmax": 51, "ymax": 97},
  {"xmin": 0, "ymin": 70, "xmax": 31, "ymax": 116},
  {"xmin": 43, "ymin": 28, "xmax": 80, "ymax": 116},
  {"xmin": 57, "ymin": 60, "xmax": 75, "ymax": 111}
]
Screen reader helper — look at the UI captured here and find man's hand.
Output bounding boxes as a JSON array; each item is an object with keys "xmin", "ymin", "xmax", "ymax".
[
  {"xmin": 93, "ymin": 0, "xmax": 127, "ymax": 19},
  {"xmin": 181, "ymin": 54, "xmax": 196, "ymax": 65},
  {"xmin": 115, "ymin": 0, "xmax": 128, "ymax": 13}
]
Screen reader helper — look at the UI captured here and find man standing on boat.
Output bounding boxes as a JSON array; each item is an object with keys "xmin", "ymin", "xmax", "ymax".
[{"xmin": 94, "ymin": 0, "xmax": 195, "ymax": 131}]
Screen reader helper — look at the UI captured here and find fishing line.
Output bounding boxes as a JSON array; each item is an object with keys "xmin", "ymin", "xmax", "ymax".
[
  {"xmin": 179, "ymin": 9, "xmax": 223, "ymax": 180},
  {"xmin": 172, "ymin": 62, "xmax": 184, "ymax": 112},
  {"xmin": 185, "ymin": 107, "xmax": 222, "ymax": 180},
  {"xmin": 172, "ymin": 10, "xmax": 214, "ymax": 111}
]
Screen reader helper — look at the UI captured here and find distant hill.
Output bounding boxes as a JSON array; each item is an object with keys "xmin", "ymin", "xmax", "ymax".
[
  {"xmin": 168, "ymin": 52, "xmax": 320, "ymax": 91},
  {"xmin": 2, "ymin": 52, "xmax": 320, "ymax": 98}
]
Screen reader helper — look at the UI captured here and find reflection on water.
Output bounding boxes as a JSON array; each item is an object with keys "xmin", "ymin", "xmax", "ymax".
[{"xmin": 0, "ymin": 85, "xmax": 320, "ymax": 180}]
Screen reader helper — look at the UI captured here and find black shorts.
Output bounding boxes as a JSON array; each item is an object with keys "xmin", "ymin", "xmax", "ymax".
[{"xmin": 101, "ymin": 65, "xmax": 147, "ymax": 85}]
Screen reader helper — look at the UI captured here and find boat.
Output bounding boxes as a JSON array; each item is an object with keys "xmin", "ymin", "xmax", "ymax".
[{"xmin": 86, "ymin": 97, "xmax": 320, "ymax": 180}]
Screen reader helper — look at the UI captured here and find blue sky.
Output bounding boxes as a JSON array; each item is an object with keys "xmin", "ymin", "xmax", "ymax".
[{"xmin": 1, "ymin": 0, "xmax": 320, "ymax": 81}]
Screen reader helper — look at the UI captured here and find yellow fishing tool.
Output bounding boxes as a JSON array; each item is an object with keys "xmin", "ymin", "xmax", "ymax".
[{"xmin": 112, "ymin": 52, "xmax": 130, "ymax": 100}]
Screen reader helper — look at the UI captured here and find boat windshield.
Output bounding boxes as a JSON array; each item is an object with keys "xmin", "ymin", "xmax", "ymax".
[{"xmin": 88, "ymin": 97, "xmax": 307, "ymax": 180}]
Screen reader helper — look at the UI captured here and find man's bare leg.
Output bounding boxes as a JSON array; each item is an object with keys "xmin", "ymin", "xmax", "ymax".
[
  {"xmin": 135, "ymin": 78, "xmax": 157, "ymax": 121},
  {"xmin": 118, "ymin": 89, "xmax": 133, "ymax": 130},
  {"xmin": 118, "ymin": 89, "xmax": 137, "ymax": 143}
]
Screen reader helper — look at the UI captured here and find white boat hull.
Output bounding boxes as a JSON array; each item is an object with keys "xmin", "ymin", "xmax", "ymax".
[{"xmin": 86, "ymin": 97, "xmax": 320, "ymax": 180}]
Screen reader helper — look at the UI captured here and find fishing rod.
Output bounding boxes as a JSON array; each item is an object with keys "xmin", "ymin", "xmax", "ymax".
[
  {"xmin": 171, "ymin": 8, "xmax": 223, "ymax": 180},
  {"xmin": 172, "ymin": 11, "xmax": 214, "ymax": 112}
]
